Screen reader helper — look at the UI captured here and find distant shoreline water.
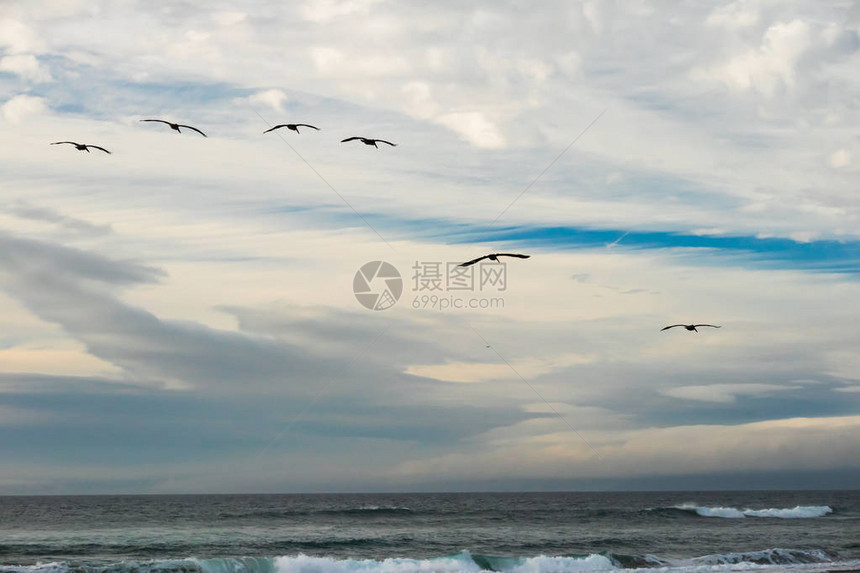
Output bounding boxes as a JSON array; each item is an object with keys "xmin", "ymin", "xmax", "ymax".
[{"xmin": 1, "ymin": 491, "xmax": 857, "ymax": 573}]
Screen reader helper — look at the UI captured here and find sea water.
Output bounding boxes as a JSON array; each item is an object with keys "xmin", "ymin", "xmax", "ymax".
[{"xmin": 0, "ymin": 491, "xmax": 857, "ymax": 573}]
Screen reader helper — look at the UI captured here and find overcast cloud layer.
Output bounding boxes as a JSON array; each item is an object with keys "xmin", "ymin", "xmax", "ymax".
[{"xmin": 1, "ymin": 0, "xmax": 859, "ymax": 494}]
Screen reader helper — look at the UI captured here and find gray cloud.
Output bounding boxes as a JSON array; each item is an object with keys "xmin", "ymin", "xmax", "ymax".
[
  {"xmin": 0, "ymin": 232, "xmax": 162, "ymax": 285},
  {"xmin": 5, "ymin": 202, "xmax": 113, "ymax": 236}
]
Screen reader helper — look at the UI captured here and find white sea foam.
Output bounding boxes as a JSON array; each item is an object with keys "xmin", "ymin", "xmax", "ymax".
[
  {"xmin": 274, "ymin": 553, "xmax": 486, "ymax": 573},
  {"xmin": 676, "ymin": 504, "xmax": 746, "ymax": 518},
  {"xmin": 675, "ymin": 504, "xmax": 833, "ymax": 519},
  {"xmin": 269, "ymin": 551, "xmax": 847, "ymax": 573},
  {"xmin": 508, "ymin": 554, "xmax": 617, "ymax": 572},
  {"xmin": 691, "ymin": 548, "xmax": 834, "ymax": 566},
  {"xmin": 0, "ymin": 563, "xmax": 69, "ymax": 573},
  {"xmin": 272, "ymin": 553, "xmax": 618, "ymax": 573},
  {"xmin": 742, "ymin": 506, "xmax": 832, "ymax": 518}
]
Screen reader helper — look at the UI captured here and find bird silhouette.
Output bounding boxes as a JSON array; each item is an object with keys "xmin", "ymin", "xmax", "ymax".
[
  {"xmin": 459, "ymin": 253, "xmax": 530, "ymax": 267},
  {"xmin": 660, "ymin": 324, "xmax": 721, "ymax": 332},
  {"xmin": 140, "ymin": 119, "xmax": 207, "ymax": 137},
  {"xmin": 264, "ymin": 123, "xmax": 319, "ymax": 134},
  {"xmin": 341, "ymin": 137, "xmax": 396, "ymax": 148},
  {"xmin": 51, "ymin": 142, "xmax": 111, "ymax": 154}
]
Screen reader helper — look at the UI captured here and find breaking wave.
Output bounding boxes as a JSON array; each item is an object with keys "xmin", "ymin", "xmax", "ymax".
[
  {"xmin": 673, "ymin": 504, "xmax": 834, "ymax": 519},
  {"xmin": 317, "ymin": 506, "xmax": 414, "ymax": 516}
]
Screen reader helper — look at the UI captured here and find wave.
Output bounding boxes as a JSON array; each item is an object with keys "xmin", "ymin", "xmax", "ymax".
[
  {"xmin": 218, "ymin": 506, "xmax": 414, "ymax": 519},
  {"xmin": 275, "ymin": 552, "xmax": 617, "ymax": 573},
  {"xmin": 672, "ymin": 503, "xmax": 833, "ymax": 519},
  {"xmin": 317, "ymin": 506, "xmax": 414, "ymax": 516},
  {"xmin": 691, "ymin": 548, "xmax": 834, "ymax": 566},
  {"xmin": 0, "ymin": 549, "xmax": 854, "ymax": 573}
]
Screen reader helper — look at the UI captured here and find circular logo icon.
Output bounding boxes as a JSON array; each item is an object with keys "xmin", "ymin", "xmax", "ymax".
[{"xmin": 353, "ymin": 261, "xmax": 403, "ymax": 311}]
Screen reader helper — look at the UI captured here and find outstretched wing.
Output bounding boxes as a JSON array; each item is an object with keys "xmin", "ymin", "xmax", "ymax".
[
  {"xmin": 660, "ymin": 325, "xmax": 686, "ymax": 331},
  {"xmin": 263, "ymin": 124, "xmax": 288, "ymax": 134},
  {"xmin": 341, "ymin": 137, "xmax": 362, "ymax": 143},
  {"xmin": 496, "ymin": 253, "xmax": 530, "ymax": 260},
  {"xmin": 178, "ymin": 124, "xmax": 207, "ymax": 137},
  {"xmin": 295, "ymin": 124, "xmax": 320, "ymax": 130},
  {"xmin": 693, "ymin": 324, "xmax": 721, "ymax": 328},
  {"xmin": 51, "ymin": 141, "xmax": 78, "ymax": 146},
  {"xmin": 459, "ymin": 255, "xmax": 489, "ymax": 267},
  {"xmin": 86, "ymin": 145, "xmax": 111, "ymax": 154},
  {"xmin": 375, "ymin": 139, "xmax": 397, "ymax": 146},
  {"xmin": 140, "ymin": 119, "xmax": 170, "ymax": 125}
]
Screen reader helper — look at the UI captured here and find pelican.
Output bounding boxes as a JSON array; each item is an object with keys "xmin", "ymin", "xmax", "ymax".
[
  {"xmin": 341, "ymin": 137, "xmax": 396, "ymax": 148},
  {"xmin": 264, "ymin": 123, "xmax": 320, "ymax": 134},
  {"xmin": 140, "ymin": 119, "xmax": 207, "ymax": 137},
  {"xmin": 660, "ymin": 324, "xmax": 721, "ymax": 332},
  {"xmin": 51, "ymin": 142, "xmax": 111, "ymax": 154},
  {"xmin": 459, "ymin": 253, "xmax": 530, "ymax": 267}
]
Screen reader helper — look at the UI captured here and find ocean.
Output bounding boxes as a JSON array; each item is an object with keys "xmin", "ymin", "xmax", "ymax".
[{"xmin": 0, "ymin": 491, "xmax": 857, "ymax": 573}]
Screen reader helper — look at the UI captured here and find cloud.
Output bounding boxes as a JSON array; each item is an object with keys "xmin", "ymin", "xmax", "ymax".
[
  {"xmin": 0, "ymin": 233, "xmax": 161, "ymax": 287},
  {"xmin": 705, "ymin": 2, "xmax": 759, "ymax": 28},
  {"xmin": 1, "ymin": 94, "xmax": 47, "ymax": 123},
  {"xmin": 829, "ymin": 149, "xmax": 851, "ymax": 168},
  {"xmin": 0, "ymin": 18, "xmax": 44, "ymax": 54},
  {"xmin": 247, "ymin": 88, "xmax": 288, "ymax": 112},
  {"xmin": 1, "ymin": 0, "xmax": 860, "ymax": 493},
  {"xmin": 694, "ymin": 20, "xmax": 812, "ymax": 96},
  {"xmin": 0, "ymin": 345, "xmax": 118, "ymax": 377},
  {"xmin": 310, "ymin": 46, "xmax": 409, "ymax": 78},
  {"xmin": 394, "ymin": 415, "xmax": 860, "ymax": 483},
  {"xmin": 5, "ymin": 203, "xmax": 113, "ymax": 237},
  {"xmin": 0, "ymin": 404, "xmax": 48, "ymax": 427},
  {"xmin": 212, "ymin": 11, "xmax": 247, "ymax": 27},
  {"xmin": 301, "ymin": 0, "xmax": 386, "ymax": 23},
  {"xmin": 405, "ymin": 353, "xmax": 597, "ymax": 383},
  {"xmin": 660, "ymin": 383, "xmax": 797, "ymax": 404},
  {"xmin": 0, "ymin": 54, "xmax": 52, "ymax": 82},
  {"xmin": 438, "ymin": 111, "xmax": 506, "ymax": 149}
]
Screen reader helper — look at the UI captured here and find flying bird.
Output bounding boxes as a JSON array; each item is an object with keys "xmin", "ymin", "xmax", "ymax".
[
  {"xmin": 51, "ymin": 141, "xmax": 111, "ymax": 154},
  {"xmin": 459, "ymin": 253, "xmax": 531, "ymax": 267},
  {"xmin": 660, "ymin": 324, "xmax": 721, "ymax": 332},
  {"xmin": 263, "ymin": 123, "xmax": 320, "ymax": 134},
  {"xmin": 341, "ymin": 136, "xmax": 397, "ymax": 148},
  {"xmin": 140, "ymin": 119, "xmax": 207, "ymax": 137}
]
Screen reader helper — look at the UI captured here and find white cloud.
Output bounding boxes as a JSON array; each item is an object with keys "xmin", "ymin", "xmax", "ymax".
[
  {"xmin": 401, "ymin": 81, "xmax": 439, "ymax": 119},
  {"xmin": 705, "ymin": 2, "xmax": 759, "ymax": 28},
  {"xmin": 212, "ymin": 11, "xmax": 247, "ymax": 27},
  {"xmin": 0, "ymin": 18, "xmax": 44, "ymax": 54},
  {"xmin": 695, "ymin": 19, "xmax": 812, "ymax": 96},
  {"xmin": 310, "ymin": 46, "xmax": 409, "ymax": 78},
  {"xmin": 301, "ymin": 0, "xmax": 386, "ymax": 23},
  {"xmin": 0, "ymin": 54, "xmax": 52, "ymax": 82},
  {"xmin": 247, "ymin": 89, "xmax": 288, "ymax": 112},
  {"xmin": 1, "ymin": 94, "xmax": 47, "ymax": 124},
  {"xmin": 661, "ymin": 383, "xmax": 795, "ymax": 404},
  {"xmin": 829, "ymin": 149, "xmax": 851, "ymax": 168},
  {"xmin": 437, "ymin": 111, "xmax": 506, "ymax": 149}
]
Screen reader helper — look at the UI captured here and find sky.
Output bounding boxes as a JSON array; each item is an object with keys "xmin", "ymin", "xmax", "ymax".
[{"xmin": 0, "ymin": 0, "xmax": 859, "ymax": 494}]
